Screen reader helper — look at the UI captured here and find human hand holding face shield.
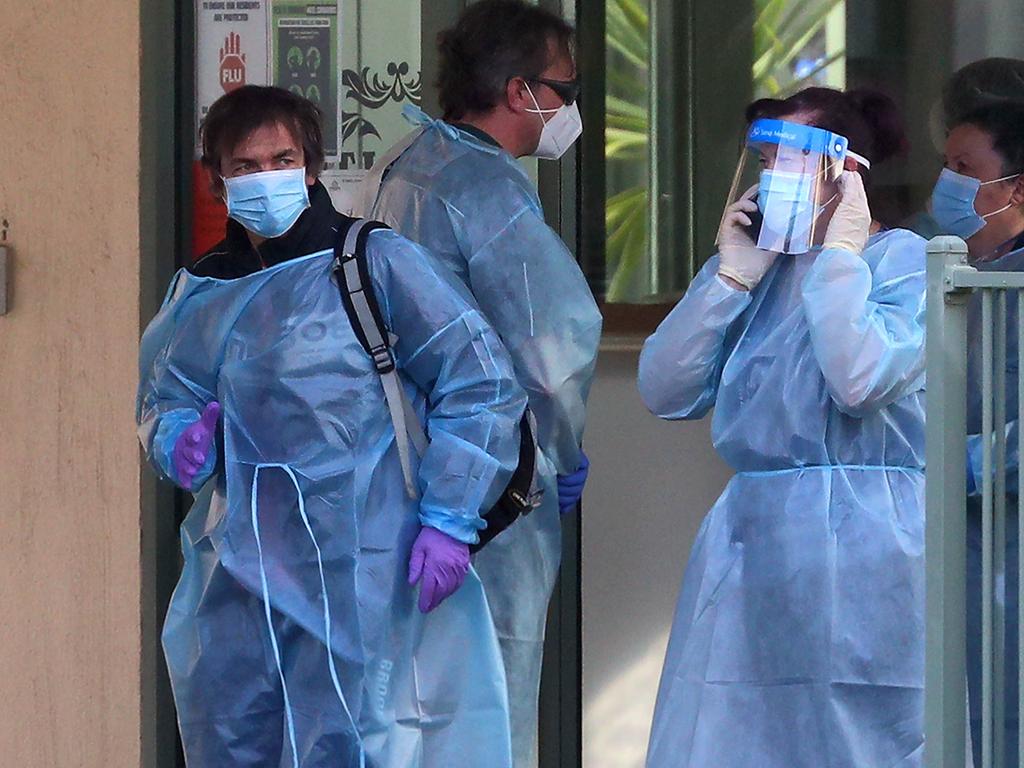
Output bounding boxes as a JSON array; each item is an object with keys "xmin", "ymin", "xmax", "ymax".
[
  {"xmin": 823, "ymin": 170, "xmax": 871, "ymax": 255},
  {"xmin": 717, "ymin": 184, "xmax": 780, "ymax": 291}
]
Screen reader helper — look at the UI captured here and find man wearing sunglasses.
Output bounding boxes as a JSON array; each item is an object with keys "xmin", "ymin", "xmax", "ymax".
[{"xmin": 358, "ymin": 2, "xmax": 602, "ymax": 766}]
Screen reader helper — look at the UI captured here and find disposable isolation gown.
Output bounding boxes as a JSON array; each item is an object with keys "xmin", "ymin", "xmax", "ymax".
[
  {"xmin": 363, "ymin": 108, "xmax": 603, "ymax": 767},
  {"xmin": 964, "ymin": 240, "xmax": 1024, "ymax": 768},
  {"xmin": 639, "ymin": 230, "xmax": 927, "ymax": 768},
  {"xmin": 137, "ymin": 227, "xmax": 527, "ymax": 767}
]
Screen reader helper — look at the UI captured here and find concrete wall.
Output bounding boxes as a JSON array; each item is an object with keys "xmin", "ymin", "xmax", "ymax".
[
  {"xmin": 0, "ymin": 1, "xmax": 144, "ymax": 765},
  {"xmin": 582, "ymin": 349, "xmax": 733, "ymax": 767}
]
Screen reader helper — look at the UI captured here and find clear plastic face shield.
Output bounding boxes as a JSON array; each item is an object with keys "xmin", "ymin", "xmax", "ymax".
[{"xmin": 721, "ymin": 119, "xmax": 869, "ymax": 254}]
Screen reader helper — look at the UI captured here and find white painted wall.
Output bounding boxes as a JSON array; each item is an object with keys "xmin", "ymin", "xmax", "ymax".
[{"xmin": 581, "ymin": 348, "xmax": 733, "ymax": 768}]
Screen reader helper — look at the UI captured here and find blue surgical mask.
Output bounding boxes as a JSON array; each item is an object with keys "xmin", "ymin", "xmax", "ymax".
[
  {"xmin": 223, "ymin": 167, "xmax": 311, "ymax": 238},
  {"xmin": 930, "ymin": 167, "xmax": 1020, "ymax": 240},
  {"xmin": 757, "ymin": 169, "xmax": 835, "ymax": 243},
  {"xmin": 758, "ymin": 170, "xmax": 814, "ymax": 236}
]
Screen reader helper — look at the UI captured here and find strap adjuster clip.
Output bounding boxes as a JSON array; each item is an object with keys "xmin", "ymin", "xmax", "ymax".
[{"xmin": 370, "ymin": 345, "xmax": 396, "ymax": 374}]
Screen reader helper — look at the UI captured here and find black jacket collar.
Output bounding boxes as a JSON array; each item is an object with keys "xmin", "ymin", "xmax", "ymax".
[{"xmin": 191, "ymin": 180, "xmax": 342, "ymax": 279}]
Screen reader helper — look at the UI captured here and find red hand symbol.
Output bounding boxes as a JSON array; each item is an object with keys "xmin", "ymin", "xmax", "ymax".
[{"xmin": 219, "ymin": 32, "xmax": 246, "ymax": 93}]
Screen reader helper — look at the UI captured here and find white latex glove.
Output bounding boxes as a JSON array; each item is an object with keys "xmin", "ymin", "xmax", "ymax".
[
  {"xmin": 717, "ymin": 185, "xmax": 779, "ymax": 291},
  {"xmin": 823, "ymin": 170, "xmax": 871, "ymax": 255}
]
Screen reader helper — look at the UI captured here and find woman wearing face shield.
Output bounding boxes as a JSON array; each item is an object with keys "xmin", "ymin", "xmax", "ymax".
[
  {"xmin": 639, "ymin": 87, "xmax": 927, "ymax": 767},
  {"xmin": 929, "ymin": 102, "xmax": 1024, "ymax": 768}
]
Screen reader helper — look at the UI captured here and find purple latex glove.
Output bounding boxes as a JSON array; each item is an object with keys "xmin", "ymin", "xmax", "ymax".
[
  {"xmin": 172, "ymin": 402, "xmax": 220, "ymax": 489},
  {"xmin": 407, "ymin": 526, "xmax": 471, "ymax": 613},
  {"xmin": 557, "ymin": 450, "xmax": 590, "ymax": 514}
]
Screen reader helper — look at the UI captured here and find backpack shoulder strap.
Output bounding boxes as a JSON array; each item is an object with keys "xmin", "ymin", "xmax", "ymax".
[{"xmin": 333, "ymin": 217, "xmax": 428, "ymax": 499}]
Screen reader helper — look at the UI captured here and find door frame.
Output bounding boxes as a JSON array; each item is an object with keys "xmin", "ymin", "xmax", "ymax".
[{"xmin": 139, "ymin": 0, "xmax": 193, "ymax": 766}]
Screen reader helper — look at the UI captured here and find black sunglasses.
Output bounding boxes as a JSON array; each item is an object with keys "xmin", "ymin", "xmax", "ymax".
[{"xmin": 528, "ymin": 76, "xmax": 581, "ymax": 106}]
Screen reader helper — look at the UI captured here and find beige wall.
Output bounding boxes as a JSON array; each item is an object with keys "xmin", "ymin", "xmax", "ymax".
[
  {"xmin": 582, "ymin": 350, "xmax": 733, "ymax": 767},
  {"xmin": 0, "ymin": 1, "xmax": 144, "ymax": 765}
]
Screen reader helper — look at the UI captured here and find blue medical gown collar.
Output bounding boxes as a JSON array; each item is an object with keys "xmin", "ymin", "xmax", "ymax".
[
  {"xmin": 747, "ymin": 118, "xmax": 849, "ymax": 161},
  {"xmin": 402, "ymin": 104, "xmax": 504, "ymax": 156}
]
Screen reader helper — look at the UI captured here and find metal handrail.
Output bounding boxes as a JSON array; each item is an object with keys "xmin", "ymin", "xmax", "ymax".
[{"xmin": 926, "ymin": 235, "xmax": 1023, "ymax": 768}]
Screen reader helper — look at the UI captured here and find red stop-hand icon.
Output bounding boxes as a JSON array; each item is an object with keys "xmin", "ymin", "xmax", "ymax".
[{"xmin": 219, "ymin": 32, "xmax": 246, "ymax": 93}]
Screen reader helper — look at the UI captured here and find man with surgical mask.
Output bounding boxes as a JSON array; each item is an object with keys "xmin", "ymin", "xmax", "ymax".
[
  {"xmin": 139, "ymin": 84, "xmax": 530, "ymax": 767},
  {"xmin": 358, "ymin": 2, "xmax": 602, "ymax": 765}
]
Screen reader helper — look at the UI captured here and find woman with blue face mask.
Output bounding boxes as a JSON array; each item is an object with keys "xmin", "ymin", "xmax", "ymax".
[
  {"xmin": 931, "ymin": 105, "xmax": 1024, "ymax": 261},
  {"xmin": 640, "ymin": 87, "xmax": 928, "ymax": 767},
  {"xmin": 930, "ymin": 103, "xmax": 1024, "ymax": 768}
]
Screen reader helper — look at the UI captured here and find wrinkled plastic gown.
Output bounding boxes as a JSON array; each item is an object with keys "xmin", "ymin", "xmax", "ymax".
[
  {"xmin": 366, "ymin": 108, "xmax": 603, "ymax": 768},
  {"xmin": 638, "ymin": 230, "xmax": 928, "ymax": 768},
  {"xmin": 137, "ymin": 231, "xmax": 526, "ymax": 767}
]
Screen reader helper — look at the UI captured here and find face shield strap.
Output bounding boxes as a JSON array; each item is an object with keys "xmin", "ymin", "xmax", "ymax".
[{"xmin": 846, "ymin": 149, "xmax": 872, "ymax": 170}]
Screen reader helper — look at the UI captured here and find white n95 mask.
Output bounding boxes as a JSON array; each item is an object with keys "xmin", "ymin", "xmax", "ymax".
[{"xmin": 525, "ymin": 83, "xmax": 583, "ymax": 160}]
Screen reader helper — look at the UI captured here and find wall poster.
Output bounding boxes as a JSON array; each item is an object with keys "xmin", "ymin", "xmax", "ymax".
[{"xmin": 191, "ymin": 1, "xmax": 422, "ymax": 254}]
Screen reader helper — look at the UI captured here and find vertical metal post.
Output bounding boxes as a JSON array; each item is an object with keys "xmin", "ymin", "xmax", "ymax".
[
  {"xmin": 140, "ymin": 0, "xmax": 190, "ymax": 766},
  {"xmin": 995, "ymin": 290, "xmax": 1008, "ymax": 766},
  {"xmin": 419, "ymin": 0, "xmax": 465, "ymax": 119},
  {"xmin": 983, "ymin": 288, "xmax": 995, "ymax": 768},
  {"xmin": 1019, "ymin": 295, "xmax": 1024, "ymax": 768},
  {"xmin": 926, "ymin": 236, "xmax": 971, "ymax": 767},
  {"xmin": 538, "ymin": 1, "xmax": 583, "ymax": 764}
]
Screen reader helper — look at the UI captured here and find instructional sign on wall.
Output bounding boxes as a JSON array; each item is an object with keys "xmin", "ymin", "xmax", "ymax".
[
  {"xmin": 196, "ymin": 2, "xmax": 341, "ymax": 150},
  {"xmin": 193, "ymin": 0, "xmax": 421, "ymax": 246}
]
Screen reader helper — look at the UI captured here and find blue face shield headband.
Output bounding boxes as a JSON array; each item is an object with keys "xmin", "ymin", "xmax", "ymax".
[{"xmin": 721, "ymin": 119, "xmax": 871, "ymax": 255}]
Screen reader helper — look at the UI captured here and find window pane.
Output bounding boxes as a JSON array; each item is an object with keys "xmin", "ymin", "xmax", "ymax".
[
  {"xmin": 753, "ymin": 1, "xmax": 847, "ymax": 98},
  {"xmin": 603, "ymin": 0, "xmax": 652, "ymax": 303},
  {"xmin": 332, "ymin": 0, "xmax": 422, "ymax": 211},
  {"xmin": 588, "ymin": 0, "xmax": 1023, "ymax": 311},
  {"xmin": 596, "ymin": 0, "xmax": 851, "ymax": 306}
]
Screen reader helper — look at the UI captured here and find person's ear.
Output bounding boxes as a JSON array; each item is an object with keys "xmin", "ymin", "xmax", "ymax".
[
  {"xmin": 506, "ymin": 76, "xmax": 532, "ymax": 115},
  {"xmin": 204, "ymin": 162, "xmax": 226, "ymax": 202},
  {"xmin": 843, "ymin": 156, "xmax": 859, "ymax": 172},
  {"xmin": 1010, "ymin": 174, "xmax": 1024, "ymax": 208}
]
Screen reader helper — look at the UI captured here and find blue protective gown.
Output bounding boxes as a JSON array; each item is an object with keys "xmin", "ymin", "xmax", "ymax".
[
  {"xmin": 639, "ymin": 230, "xmax": 927, "ymax": 768},
  {"xmin": 137, "ymin": 229, "xmax": 528, "ymax": 767},
  {"xmin": 365, "ymin": 109, "xmax": 603, "ymax": 767}
]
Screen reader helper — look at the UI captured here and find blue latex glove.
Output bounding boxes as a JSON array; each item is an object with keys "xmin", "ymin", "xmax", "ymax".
[
  {"xmin": 557, "ymin": 450, "xmax": 590, "ymax": 514},
  {"xmin": 172, "ymin": 402, "xmax": 220, "ymax": 489},
  {"xmin": 408, "ymin": 526, "xmax": 471, "ymax": 613}
]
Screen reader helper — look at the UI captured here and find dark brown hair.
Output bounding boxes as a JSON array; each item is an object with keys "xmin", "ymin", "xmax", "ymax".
[
  {"xmin": 437, "ymin": 0, "xmax": 574, "ymax": 121},
  {"xmin": 955, "ymin": 102, "xmax": 1024, "ymax": 178},
  {"xmin": 745, "ymin": 87, "xmax": 909, "ymax": 213},
  {"xmin": 201, "ymin": 85, "xmax": 325, "ymax": 179},
  {"xmin": 943, "ymin": 57, "xmax": 1024, "ymax": 128}
]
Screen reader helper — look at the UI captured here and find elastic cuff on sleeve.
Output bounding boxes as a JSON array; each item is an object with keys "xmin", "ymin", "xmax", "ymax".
[
  {"xmin": 418, "ymin": 510, "xmax": 484, "ymax": 546},
  {"xmin": 154, "ymin": 408, "xmax": 217, "ymax": 492}
]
